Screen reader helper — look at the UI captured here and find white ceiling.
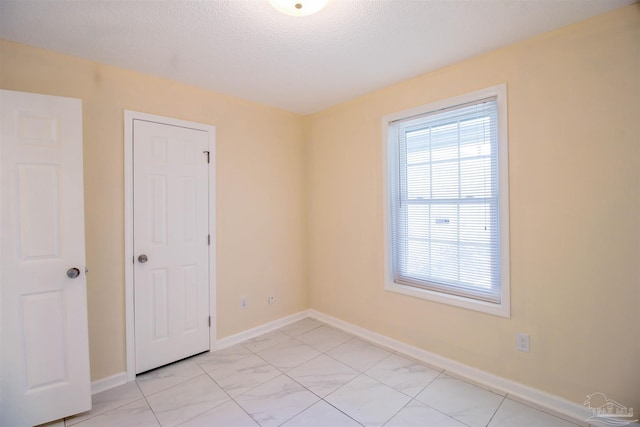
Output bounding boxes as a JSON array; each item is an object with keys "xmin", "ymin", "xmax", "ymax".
[{"xmin": 0, "ymin": 0, "xmax": 633, "ymax": 114}]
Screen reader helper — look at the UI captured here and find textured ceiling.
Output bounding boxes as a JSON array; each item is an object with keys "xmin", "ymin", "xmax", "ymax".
[{"xmin": 0, "ymin": 0, "xmax": 634, "ymax": 114}]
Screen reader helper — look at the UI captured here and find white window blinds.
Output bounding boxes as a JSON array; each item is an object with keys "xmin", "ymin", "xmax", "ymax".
[{"xmin": 388, "ymin": 96, "xmax": 503, "ymax": 303}]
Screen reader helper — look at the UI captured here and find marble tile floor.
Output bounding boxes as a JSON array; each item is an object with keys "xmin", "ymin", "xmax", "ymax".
[{"xmin": 47, "ymin": 318, "xmax": 584, "ymax": 427}]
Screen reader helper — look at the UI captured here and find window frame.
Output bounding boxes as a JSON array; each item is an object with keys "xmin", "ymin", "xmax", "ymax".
[{"xmin": 382, "ymin": 84, "xmax": 510, "ymax": 317}]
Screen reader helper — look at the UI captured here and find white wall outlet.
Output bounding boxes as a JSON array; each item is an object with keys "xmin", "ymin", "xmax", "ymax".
[
  {"xmin": 240, "ymin": 296, "xmax": 248, "ymax": 310},
  {"xmin": 516, "ymin": 333, "xmax": 530, "ymax": 352},
  {"xmin": 268, "ymin": 294, "xmax": 275, "ymax": 304}
]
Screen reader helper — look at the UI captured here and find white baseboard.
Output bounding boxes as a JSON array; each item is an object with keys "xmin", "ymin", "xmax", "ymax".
[
  {"xmin": 94, "ymin": 311, "xmax": 308, "ymax": 395},
  {"xmin": 213, "ymin": 310, "xmax": 310, "ymax": 350},
  {"xmin": 90, "ymin": 309, "xmax": 609, "ymax": 426},
  {"xmin": 309, "ymin": 309, "xmax": 594, "ymax": 426},
  {"xmin": 91, "ymin": 371, "xmax": 127, "ymax": 395}
]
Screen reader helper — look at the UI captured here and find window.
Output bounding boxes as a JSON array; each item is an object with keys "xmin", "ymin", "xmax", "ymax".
[{"xmin": 383, "ymin": 85, "xmax": 510, "ymax": 317}]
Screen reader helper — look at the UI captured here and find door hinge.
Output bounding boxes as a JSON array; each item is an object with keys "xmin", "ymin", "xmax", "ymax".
[
  {"xmin": 208, "ymin": 234, "xmax": 210, "ymax": 245},
  {"xmin": 208, "ymin": 316, "xmax": 211, "ymax": 327},
  {"xmin": 203, "ymin": 150, "xmax": 210, "ymax": 163}
]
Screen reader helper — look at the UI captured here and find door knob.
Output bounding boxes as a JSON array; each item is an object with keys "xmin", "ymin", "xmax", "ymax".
[
  {"xmin": 67, "ymin": 267, "xmax": 81, "ymax": 279},
  {"xmin": 138, "ymin": 254, "xmax": 148, "ymax": 263}
]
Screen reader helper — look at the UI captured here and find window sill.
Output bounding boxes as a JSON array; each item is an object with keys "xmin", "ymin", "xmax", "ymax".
[{"xmin": 384, "ymin": 280, "xmax": 510, "ymax": 318}]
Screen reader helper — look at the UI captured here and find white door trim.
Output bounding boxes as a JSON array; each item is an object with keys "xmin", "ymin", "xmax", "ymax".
[{"xmin": 124, "ymin": 110, "xmax": 216, "ymax": 381}]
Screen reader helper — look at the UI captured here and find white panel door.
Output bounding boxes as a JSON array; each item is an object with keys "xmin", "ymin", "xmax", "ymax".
[
  {"xmin": 0, "ymin": 90, "xmax": 91, "ymax": 426},
  {"xmin": 133, "ymin": 119, "xmax": 210, "ymax": 374}
]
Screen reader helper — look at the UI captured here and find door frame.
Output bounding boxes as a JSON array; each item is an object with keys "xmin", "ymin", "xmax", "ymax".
[{"xmin": 124, "ymin": 110, "xmax": 216, "ymax": 381}]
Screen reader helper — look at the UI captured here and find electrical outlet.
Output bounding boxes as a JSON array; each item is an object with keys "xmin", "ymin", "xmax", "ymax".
[
  {"xmin": 516, "ymin": 333, "xmax": 530, "ymax": 352},
  {"xmin": 240, "ymin": 296, "xmax": 248, "ymax": 310},
  {"xmin": 268, "ymin": 294, "xmax": 275, "ymax": 304}
]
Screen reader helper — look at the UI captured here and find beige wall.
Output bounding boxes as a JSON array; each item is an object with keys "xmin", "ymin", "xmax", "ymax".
[
  {"xmin": 1, "ymin": 2, "xmax": 638, "ymax": 411},
  {"xmin": 0, "ymin": 40, "xmax": 309, "ymax": 381},
  {"xmin": 306, "ymin": 4, "xmax": 639, "ymax": 411}
]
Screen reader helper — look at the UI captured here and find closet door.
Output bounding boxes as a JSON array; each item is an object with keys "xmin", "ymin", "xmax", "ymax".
[{"xmin": 132, "ymin": 117, "xmax": 211, "ymax": 374}]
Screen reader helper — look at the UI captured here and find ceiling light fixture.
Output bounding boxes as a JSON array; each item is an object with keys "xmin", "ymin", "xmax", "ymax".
[{"xmin": 268, "ymin": 0, "xmax": 328, "ymax": 17}]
